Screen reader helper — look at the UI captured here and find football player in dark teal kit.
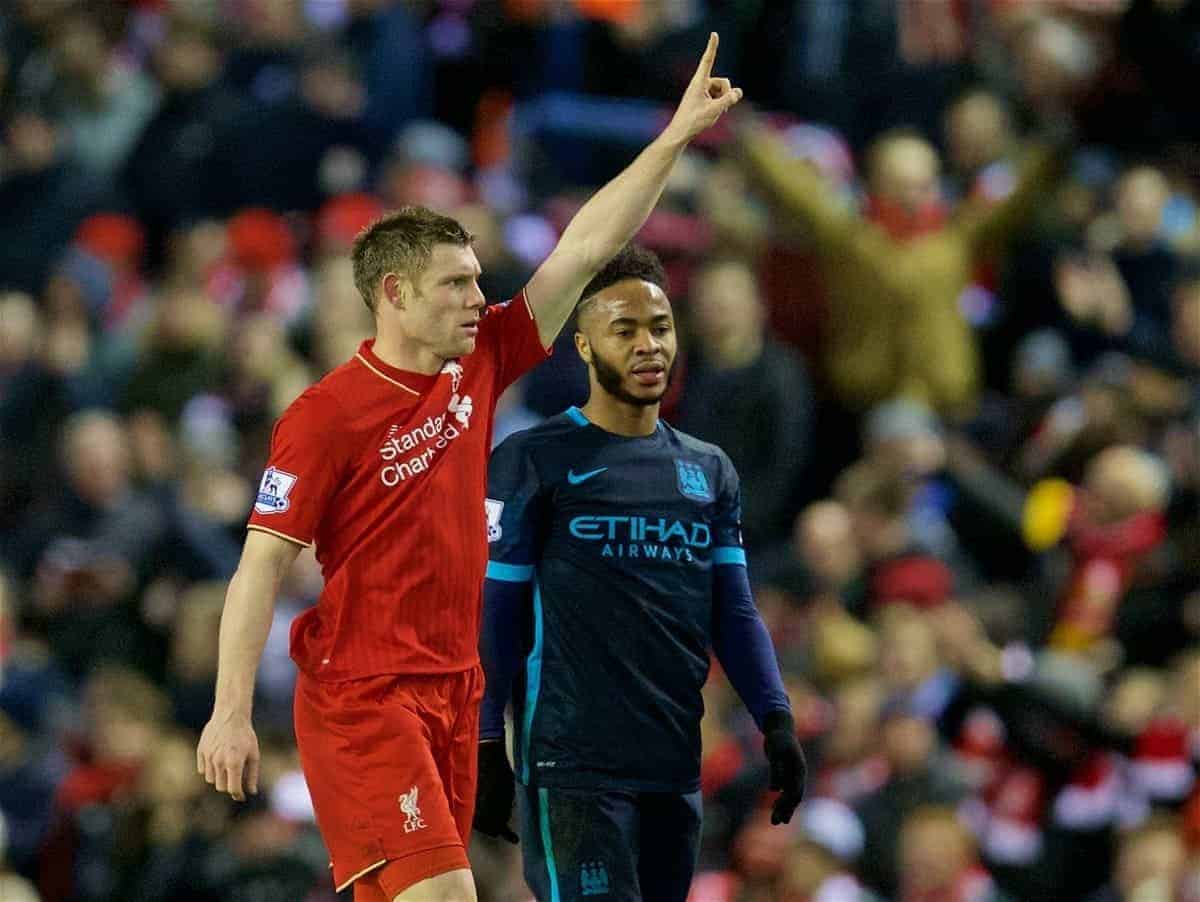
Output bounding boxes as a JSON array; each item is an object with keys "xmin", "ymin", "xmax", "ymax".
[{"xmin": 475, "ymin": 245, "xmax": 806, "ymax": 902}]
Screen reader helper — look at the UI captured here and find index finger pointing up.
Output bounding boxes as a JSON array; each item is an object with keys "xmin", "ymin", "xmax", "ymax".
[{"xmin": 694, "ymin": 32, "xmax": 718, "ymax": 81}]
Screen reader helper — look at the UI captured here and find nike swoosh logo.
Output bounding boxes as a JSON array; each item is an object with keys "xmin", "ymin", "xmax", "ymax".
[{"xmin": 566, "ymin": 467, "xmax": 608, "ymax": 485}]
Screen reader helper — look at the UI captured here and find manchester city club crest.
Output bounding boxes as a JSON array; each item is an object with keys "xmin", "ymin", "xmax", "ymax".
[{"xmin": 675, "ymin": 460, "xmax": 712, "ymax": 501}]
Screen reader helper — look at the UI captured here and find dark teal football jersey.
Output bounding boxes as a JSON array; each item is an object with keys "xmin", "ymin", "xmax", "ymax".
[{"xmin": 486, "ymin": 407, "xmax": 745, "ymax": 792}]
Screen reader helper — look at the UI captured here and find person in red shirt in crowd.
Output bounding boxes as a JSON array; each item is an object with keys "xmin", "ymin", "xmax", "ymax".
[{"xmin": 195, "ymin": 33, "xmax": 742, "ymax": 902}]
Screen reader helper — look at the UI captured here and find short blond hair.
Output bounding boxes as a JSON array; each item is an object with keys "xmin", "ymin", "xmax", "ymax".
[{"xmin": 350, "ymin": 206, "xmax": 473, "ymax": 312}]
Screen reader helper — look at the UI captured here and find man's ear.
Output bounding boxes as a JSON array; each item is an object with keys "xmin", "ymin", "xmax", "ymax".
[
  {"xmin": 382, "ymin": 272, "xmax": 409, "ymax": 310},
  {"xmin": 574, "ymin": 330, "xmax": 592, "ymax": 364}
]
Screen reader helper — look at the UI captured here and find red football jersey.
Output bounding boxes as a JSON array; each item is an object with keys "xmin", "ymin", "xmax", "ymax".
[{"xmin": 247, "ymin": 292, "xmax": 549, "ymax": 679}]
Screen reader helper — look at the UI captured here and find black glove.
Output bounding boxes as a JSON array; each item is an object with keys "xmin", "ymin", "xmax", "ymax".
[
  {"xmin": 474, "ymin": 739, "xmax": 518, "ymax": 843},
  {"xmin": 762, "ymin": 710, "xmax": 807, "ymax": 825}
]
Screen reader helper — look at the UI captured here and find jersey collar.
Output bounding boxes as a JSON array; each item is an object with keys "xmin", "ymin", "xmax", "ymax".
[{"xmin": 354, "ymin": 339, "xmax": 441, "ymax": 396}]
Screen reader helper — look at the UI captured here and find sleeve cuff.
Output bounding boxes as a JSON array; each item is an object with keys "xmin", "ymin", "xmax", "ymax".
[
  {"xmin": 246, "ymin": 524, "xmax": 312, "ymax": 548},
  {"xmin": 486, "ymin": 561, "xmax": 534, "ymax": 583},
  {"xmin": 713, "ymin": 547, "xmax": 747, "ymax": 566}
]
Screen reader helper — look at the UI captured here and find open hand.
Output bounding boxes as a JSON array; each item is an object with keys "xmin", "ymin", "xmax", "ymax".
[{"xmin": 666, "ymin": 33, "xmax": 743, "ymax": 143}]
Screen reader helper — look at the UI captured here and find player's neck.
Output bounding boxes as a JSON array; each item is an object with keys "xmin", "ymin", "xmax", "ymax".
[
  {"xmin": 580, "ymin": 397, "xmax": 660, "ymax": 437},
  {"xmin": 370, "ymin": 330, "xmax": 445, "ymax": 376}
]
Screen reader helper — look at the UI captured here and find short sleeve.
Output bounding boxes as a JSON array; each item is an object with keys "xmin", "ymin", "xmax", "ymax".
[
  {"xmin": 479, "ymin": 290, "xmax": 552, "ymax": 394},
  {"xmin": 485, "ymin": 433, "xmax": 545, "ymax": 580},
  {"xmin": 246, "ymin": 389, "xmax": 344, "ymax": 547},
  {"xmin": 711, "ymin": 453, "xmax": 746, "ymax": 567}
]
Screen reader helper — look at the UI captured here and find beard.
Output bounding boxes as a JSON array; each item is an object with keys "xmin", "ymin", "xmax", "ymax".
[{"xmin": 591, "ymin": 347, "xmax": 671, "ymax": 407}]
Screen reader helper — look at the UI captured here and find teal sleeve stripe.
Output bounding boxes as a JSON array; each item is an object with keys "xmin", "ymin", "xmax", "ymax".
[
  {"xmin": 565, "ymin": 406, "xmax": 589, "ymax": 426},
  {"xmin": 486, "ymin": 561, "xmax": 534, "ymax": 582},
  {"xmin": 713, "ymin": 547, "xmax": 747, "ymax": 566},
  {"xmin": 538, "ymin": 788, "xmax": 562, "ymax": 902},
  {"xmin": 520, "ymin": 580, "xmax": 545, "ymax": 783}
]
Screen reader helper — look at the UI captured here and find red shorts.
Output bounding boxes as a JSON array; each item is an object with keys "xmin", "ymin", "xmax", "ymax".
[{"xmin": 293, "ymin": 666, "xmax": 483, "ymax": 893}]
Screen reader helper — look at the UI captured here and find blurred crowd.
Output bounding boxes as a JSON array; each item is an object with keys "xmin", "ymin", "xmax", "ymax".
[{"xmin": 0, "ymin": 0, "xmax": 1197, "ymax": 900}]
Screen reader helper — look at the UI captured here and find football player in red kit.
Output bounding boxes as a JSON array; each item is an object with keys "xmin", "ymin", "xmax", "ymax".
[{"xmin": 196, "ymin": 33, "xmax": 742, "ymax": 902}]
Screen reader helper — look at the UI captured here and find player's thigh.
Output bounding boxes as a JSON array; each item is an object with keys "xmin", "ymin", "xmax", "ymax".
[
  {"xmin": 294, "ymin": 673, "xmax": 464, "ymax": 893},
  {"xmin": 518, "ymin": 783, "xmax": 640, "ymax": 902},
  {"xmin": 376, "ymin": 866, "xmax": 476, "ymax": 902},
  {"xmin": 636, "ymin": 791, "xmax": 703, "ymax": 902}
]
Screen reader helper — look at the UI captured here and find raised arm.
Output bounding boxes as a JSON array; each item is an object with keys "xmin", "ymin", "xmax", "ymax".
[
  {"xmin": 736, "ymin": 119, "xmax": 859, "ymax": 257},
  {"xmin": 960, "ymin": 139, "xmax": 1067, "ymax": 261},
  {"xmin": 524, "ymin": 32, "xmax": 742, "ymax": 347},
  {"xmin": 197, "ymin": 529, "xmax": 301, "ymax": 801}
]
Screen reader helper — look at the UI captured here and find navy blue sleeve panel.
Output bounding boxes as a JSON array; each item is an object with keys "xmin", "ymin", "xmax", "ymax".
[
  {"xmin": 486, "ymin": 432, "xmax": 544, "ymax": 568},
  {"xmin": 480, "ymin": 575, "xmax": 531, "ymax": 740},
  {"xmin": 712, "ymin": 563, "xmax": 791, "ymax": 730},
  {"xmin": 710, "ymin": 454, "xmax": 789, "ymax": 730},
  {"xmin": 481, "ymin": 432, "xmax": 545, "ymax": 740}
]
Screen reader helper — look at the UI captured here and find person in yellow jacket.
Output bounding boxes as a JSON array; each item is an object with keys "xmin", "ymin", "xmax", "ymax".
[{"xmin": 738, "ymin": 120, "xmax": 1064, "ymax": 418}]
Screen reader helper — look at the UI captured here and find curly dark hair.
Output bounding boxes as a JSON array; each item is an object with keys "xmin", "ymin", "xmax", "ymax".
[{"xmin": 576, "ymin": 244, "xmax": 668, "ymax": 324}]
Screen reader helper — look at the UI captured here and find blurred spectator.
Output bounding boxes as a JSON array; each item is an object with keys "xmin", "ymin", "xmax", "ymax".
[
  {"xmin": 897, "ymin": 805, "xmax": 1010, "ymax": 902},
  {"xmin": 0, "ymin": 109, "xmax": 109, "ymax": 294},
  {"xmin": 37, "ymin": 4, "xmax": 159, "ymax": 177},
  {"xmin": 777, "ymin": 797, "xmax": 879, "ymax": 902},
  {"xmin": 213, "ymin": 43, "xmax": 370, "ymax": 214},
  {"xmin": 862, "ymin": 399, "xmax": 971, "ymax": 576},
  {"xmin": 1053, "ymin": 164, "xmax": 1180, "ymax": 367},
  {"xmin": 942, "ymin": 88, "xmax": 1018, "ymax": 204},
  {"xmin": 342, "ymin": 0, "xmax": 431, "ymax": 142},
  {"xmin": 1007, "ymin": 13, "xmax": 1105, "ymax": 126},
  {"xmin": 766, "ymin": 500, "xmax": 867, "ymax": 616},
  {"xmin": 0, "ymin": 291, "xmax": 68, "ymax": 530},
  {"xmin": 673, "ymin": 257, "xmax": 814, "ymax": 550},
  {"xmin": 836, "ymin": 463, "xmax": 956, "ymax": 612},
  {"xmin": 854, "ymin": 706, "xmax": 971, "ymax": 896},
  {"xmin": 223, "ymin": 0, "xmax": 307, "ymax": 107},
  {"xmin": 123, "ymin": 15, "xmax": 249, "ymax": 239},
  {"xmin": 223, "ymin": 313, "xmax": 313, "ymax": 436},
  {"xmin": 219, "ymin": 208, "xmax": 310, "ymax": 325},
  {"xmin": 74, "ymin": 213, "xmax": 150, "ymax": 333},
  {"xmin": 121, "ymin": 730, "xmax": 216, "ymax": 902},
  {"xmin": 40, "ymin": 665, "xmax": 169, "ymax": 902},
  {"xmin": 121, "ymin": 287, "xmax": 226, "ymax": 424},
  {"xmin": 12, "ymin": 410, "xmax": 168, "ymax": 678},
  {"xmin": 739, "ymin": 117, "xmax": 1064, "ymax": 415},
  {"xmin": 1089, "ymin": 816, "xmax": 1190, "ymax": 902},
  {"xmin": 1047, "ymin": 445, "xmax": 1169, "ymax": 651},
  {"xmin": 729, "ymin": 804, "xmax": 802, "ymax": 901}
]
